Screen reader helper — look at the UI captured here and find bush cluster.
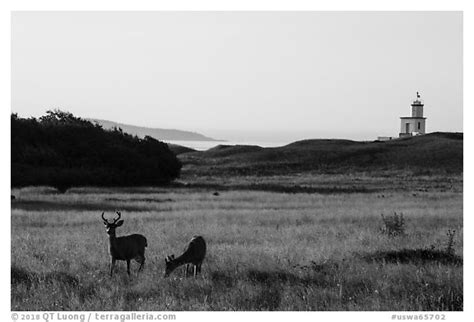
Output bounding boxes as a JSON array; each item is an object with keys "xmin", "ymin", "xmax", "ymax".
[
  {"xmin": 12, "ymin": 110, "xmax": 182, "ymax": 191},
  {"xmin": 380, "ymin": 212, "xmax": 406, "ymax": 236}
]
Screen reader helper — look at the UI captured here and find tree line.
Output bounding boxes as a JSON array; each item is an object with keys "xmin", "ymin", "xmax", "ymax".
[{"xmin": 11, "ymin": 110, "xmax": 182, "ymax": 192}]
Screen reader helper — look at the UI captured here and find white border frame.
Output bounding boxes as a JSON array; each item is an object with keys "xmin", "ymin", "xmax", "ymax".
[{"xmin": 2, "ymin": 1, "xmax": 471, "ymax": 321}]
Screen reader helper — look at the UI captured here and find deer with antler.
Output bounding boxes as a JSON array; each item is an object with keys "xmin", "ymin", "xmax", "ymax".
[
  {"xmin": 101, "ymin": 211, "xmax": 148, "ymax": 277},
  {"xmin": 164, "ymin": 235, "xmax": 206, "ymax": 277}
]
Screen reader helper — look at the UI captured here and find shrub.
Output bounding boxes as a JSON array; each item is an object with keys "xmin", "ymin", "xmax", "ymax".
[
  {"xmin": 445, "ymin": 229, "xmax": 456, "ymax": 255},
  {"xmin": 380, "ymin": 212, "xmax": 406, "ymax": 236},
  {"xmin": 11, "ymin": 110, "xmax": 182, "ymax": 190}
]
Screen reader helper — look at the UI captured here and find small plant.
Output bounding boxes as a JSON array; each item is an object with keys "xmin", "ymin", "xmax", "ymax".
[
  {"xmin": 380, "ymin": 212, "xmax": 406, "ymax": 236},
  {"xmin": 445, "ymin": 229, "xmax": 456, "ymax": 255}
]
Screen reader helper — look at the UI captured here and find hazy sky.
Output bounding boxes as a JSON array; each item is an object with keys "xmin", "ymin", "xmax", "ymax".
[{"xmin": 12, "ymin": 11, "xmax": 462, "ymax": 142}]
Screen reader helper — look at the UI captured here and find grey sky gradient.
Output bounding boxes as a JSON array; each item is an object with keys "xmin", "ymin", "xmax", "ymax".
[{"xmin": 12, "ymin": 11, "xmax": 462, "ymax": 142}]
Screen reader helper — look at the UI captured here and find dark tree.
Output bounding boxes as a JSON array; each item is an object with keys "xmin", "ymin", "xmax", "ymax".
[{"xmin": 11, "ymin": 110, "xmax": 182, "ymax": 191}]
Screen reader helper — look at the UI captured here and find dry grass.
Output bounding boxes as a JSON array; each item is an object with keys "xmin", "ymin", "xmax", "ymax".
[{"xmin": 11, "ymin": 184, "xmax": 463, "ymax": 311}]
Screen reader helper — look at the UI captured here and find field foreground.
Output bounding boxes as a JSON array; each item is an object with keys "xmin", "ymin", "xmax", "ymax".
[{"xmin": 11, "ymin": 184, "xmax": 462, "ymax": 311}]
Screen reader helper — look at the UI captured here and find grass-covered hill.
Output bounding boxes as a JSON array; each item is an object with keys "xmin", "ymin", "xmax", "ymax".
[
  {"xmin": 167, "ymin": 143, "xmax": 196, "ymax": 155},
  {"xmin": 179, "ymin": 132, "xmax": 463, "ymax": 176},
  {"xmin": 11, "ymin": 111, "xmax": 182, "ymax": 191}
]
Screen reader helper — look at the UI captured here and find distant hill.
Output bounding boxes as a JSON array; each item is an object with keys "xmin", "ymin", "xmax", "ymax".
[
  {"xmin": 179, "ymin": 132, "xmax": 463, "ymax": 176},
  {"xmin": 90, "ymin": 119, "xmax": 220, "ymax": 141}
]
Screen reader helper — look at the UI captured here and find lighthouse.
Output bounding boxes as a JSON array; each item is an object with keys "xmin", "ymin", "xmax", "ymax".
[{"xmin": 399, "ymin": 92, "xmax": 427, "ymax": 137}]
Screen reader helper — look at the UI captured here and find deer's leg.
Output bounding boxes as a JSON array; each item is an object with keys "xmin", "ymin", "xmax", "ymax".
[
  {"xmin": 197, "ymin": 263, "xmax": 202, "ymax": 275},
  {"xmin": 126, "ymin": 259, "xmax": 131, "ymax": 276},
  {"xmin": 184, "ymin": 264, "xmax": 189, "ymax": 278},
  {"xmin": 110, "ymin": 258, "xmax": 116, "ymax": 277},
  {"xmin": 193, "ymin": 264, "xmax": 197, "ymax": 277},
  {"xmin": 138, "ymin": 256, "xmax": 145, "ymax": 272}
]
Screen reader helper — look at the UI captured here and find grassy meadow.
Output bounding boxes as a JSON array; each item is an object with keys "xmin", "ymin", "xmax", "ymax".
[{"xmin": 11, "ymin": 180, "xmax": 463, "ymax": 311}]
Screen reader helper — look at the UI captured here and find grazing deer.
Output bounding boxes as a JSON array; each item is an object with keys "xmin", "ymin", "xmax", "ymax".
[
  {"xmin": 164, "ymin": 236, "xmax": 206, "ymax": 277},
  {"xmin": 101, "ymin": 211, "xmax": 147, "ymax": 277}
]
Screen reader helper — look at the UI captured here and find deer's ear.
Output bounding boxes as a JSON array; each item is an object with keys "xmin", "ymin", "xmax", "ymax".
[
  {"xmin": 171, "ymin": 254, "xmax": 175, "ymax": 259},
  {"xmin": 116, "ymin": 220, "xmax": 124, "ymax": 227}
]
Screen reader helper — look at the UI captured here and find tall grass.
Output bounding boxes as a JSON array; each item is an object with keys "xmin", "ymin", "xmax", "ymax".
[{"xmin": 11, "ymin": 186, "xmax": 463, "ymax": 311}]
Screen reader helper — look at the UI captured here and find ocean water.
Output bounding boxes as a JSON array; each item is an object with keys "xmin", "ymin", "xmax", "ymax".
[{"xmin": 164, "ymin": 140, "xmax": 290, "ymax": 151}]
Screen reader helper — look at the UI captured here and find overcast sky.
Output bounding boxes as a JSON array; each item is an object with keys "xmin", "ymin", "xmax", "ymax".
[{"xmin": 11, "ymin": 11, "xmax": 462, "ymax": 142}]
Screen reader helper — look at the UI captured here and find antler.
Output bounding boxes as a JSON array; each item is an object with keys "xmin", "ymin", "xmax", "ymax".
[
  {"xmin": 113, "ymin": 211, "xmax": 121, "ymax": 223},
  {"xmin": 101, "ymin": 212, "xmax": 108, "ymax": 223}
]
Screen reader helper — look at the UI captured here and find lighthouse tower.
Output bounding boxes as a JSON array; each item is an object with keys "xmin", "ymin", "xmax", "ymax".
[{"xmin": 399, "ymin": 92, "xmax": 427, "ymax": 137}]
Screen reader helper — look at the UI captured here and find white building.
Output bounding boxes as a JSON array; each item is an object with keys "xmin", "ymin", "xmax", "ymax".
[{"xmin": 399, "ymin": 92, "xmax": 427, "ymax": 137}]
